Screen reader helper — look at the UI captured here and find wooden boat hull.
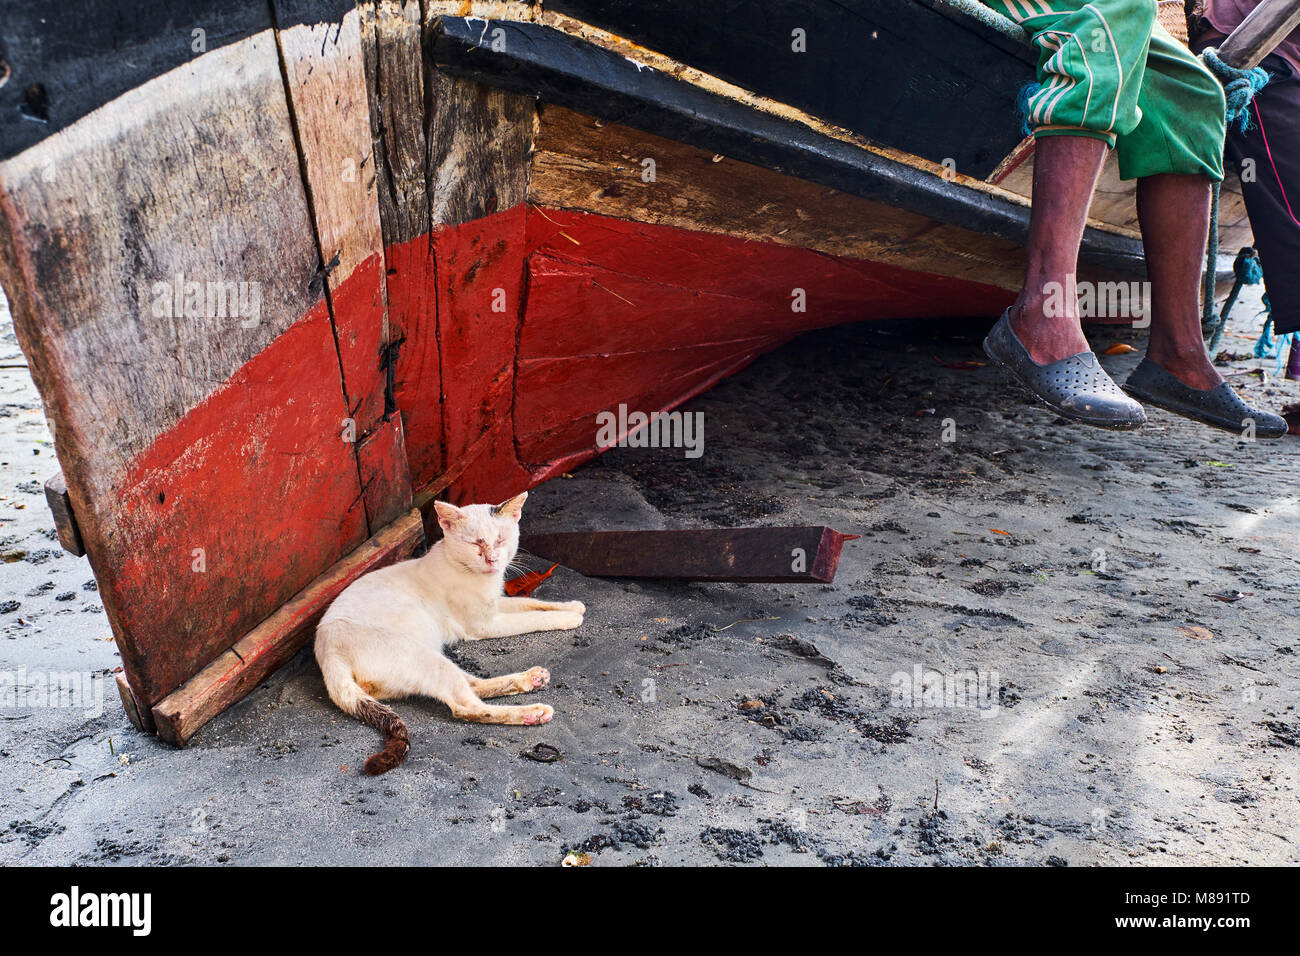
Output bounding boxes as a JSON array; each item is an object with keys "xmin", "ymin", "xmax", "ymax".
[{"xmin": 0, "ymin": 0, "xmax": 1251, "ymax": 731}]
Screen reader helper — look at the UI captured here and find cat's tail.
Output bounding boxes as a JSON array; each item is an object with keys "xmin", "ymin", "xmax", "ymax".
[{"xmin": 317, "ymin": 643, "xmax": 410, "ymax": 775}]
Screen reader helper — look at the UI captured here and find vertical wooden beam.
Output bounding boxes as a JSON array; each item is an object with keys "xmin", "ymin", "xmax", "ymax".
[
  {"xmin": 421, "ymin": 11, "xmax": 538, "ymax": 504},
  {"xmin": 274, "ymin": 0, "xmax": 410, "ymax": 534},
  {"xmin": 359, "ymin": 0, "xmax": 444, "ymax": 490},
  {"xmin": 358, "ymin": 6, "xmax": 542, "ymax": 507}
]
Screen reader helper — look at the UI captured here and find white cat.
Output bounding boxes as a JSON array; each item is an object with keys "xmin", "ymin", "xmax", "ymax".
[{"xmin": 315, "ymin": 492, "xmax": 583, "ymax": 774}]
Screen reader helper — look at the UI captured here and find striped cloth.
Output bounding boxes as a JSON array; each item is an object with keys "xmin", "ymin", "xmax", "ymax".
[{"xmin": 984, "ymin": 0, "xmax": 1226, "ymax": 180}]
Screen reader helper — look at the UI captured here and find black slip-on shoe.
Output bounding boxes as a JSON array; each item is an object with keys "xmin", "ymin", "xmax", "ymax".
[
  {"xmin": 982, "ymin": 310, "xmax": 1146, "ymax": 430},
  {"xmin": 1122, "ymin": 357, "xmax": 1288, "ymax": 438}
]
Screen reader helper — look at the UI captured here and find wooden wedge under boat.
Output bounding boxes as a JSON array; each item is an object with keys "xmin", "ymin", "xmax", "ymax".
[{"xmin": 0, "ymin": 0, "xmax": 1253, "ymax": 738}]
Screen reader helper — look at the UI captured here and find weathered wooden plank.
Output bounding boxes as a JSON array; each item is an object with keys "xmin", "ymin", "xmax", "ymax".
[
  {"xmin": 360, "ymin": 0, "xmax": 432, "ymax": 246},
  {"xmin": 529, "ymin": 106, "xmax": 1031, "ymax": 292},
  {"xmin": 110, "ymin": 305, "xmax": 370, "ymax": 705},
  {"xmin": 275, "ymin": 0, "xmax": 403, "ymax": 533},
  {"xmin": 430, "ymin": 205, "xmax": 534, "ymax": 504},
  {"xmin": 0, "ymin": 30, "xmax": 371, "ymax": 708},
  {"xmin": 360, "ymin": 0, "xmax": 443, "ymax": 488},
  {"xmin": 364, "ymin": 11, "xmax": 537, "ymax": 505},
  {"xmin": 519, "ymin": 527, "xmax": 857, "ymax": 583},
  {"xmin": 152, "ymin": 508, "xmax": 426, "ymax": 747},
  {"xmin": 545, "ymin": 0, "xmax": 1034, "ymax": 177},
  {"xmin": 384, "ymin": 236, "xmax": 444, "ymax": 490},
  {"xmin": 276, "ymin": 0, "xmax": 386, "ymax": 304},
  {"xmin": 0, "ymin": 0, "xmax": 271, "ymax": 162},
  {"xmin": 43, "ymin": 472, "xmax": 85, "ymax": 557},
  {"xmin": 519, "ymin": 225, "xmax": 1010, "ymax": 359},
  {"xmin": 531, "ymin": 105, "xmax": 1089, "ymax": 293},
  {"xmin": 429, "ymin": 16, "xmax": 1147, "ymax": 278},
  {"xmin": 0, "ymin": 35, "xmax": 322, "ymax": 484}
]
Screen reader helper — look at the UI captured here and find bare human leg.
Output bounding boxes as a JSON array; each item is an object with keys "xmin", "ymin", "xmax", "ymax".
[
  {"xmin": 1010, "ymin": 134, "xmax": 1109, "ymax": 365},
  {"xmin": 1135, "ymin": 173, "xmax": 1223, "ymax": 390}
]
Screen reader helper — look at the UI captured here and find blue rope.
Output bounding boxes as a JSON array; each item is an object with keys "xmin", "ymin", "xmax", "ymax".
[
  {"xmin": 1253, "ymin": 295, "xmax": 1276, "ymax": 358},
  {"xmin": 1200, "ymin": 48, "xmax": 1271, "ymax": 132},
  {"xmin": 1016, "ymin": 82, "xmax": 1041, "ymax": 137},
  {"xmin": 1207, "ymin": 247, "xmax": 1264, "ymax": 355},
  {"xmin": 1246, "ymin": 295, "xmax": 1297, "ymax": 375}
]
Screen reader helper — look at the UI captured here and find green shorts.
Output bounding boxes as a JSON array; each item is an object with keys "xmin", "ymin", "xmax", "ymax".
[{"xmin": 983, "ymin": 0, "xmax": 1226, "ymax": 180}]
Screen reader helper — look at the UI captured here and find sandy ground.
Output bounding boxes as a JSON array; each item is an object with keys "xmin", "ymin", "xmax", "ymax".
[{"xmin": 2, "ymin": 285, "xmax": 1298, "ymax": 867}]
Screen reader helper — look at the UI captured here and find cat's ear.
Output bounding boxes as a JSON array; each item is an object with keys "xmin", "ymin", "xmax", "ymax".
[
  {"xmin": 433, "ymin": 500, "xmax": 465, "ymax": 533},
  {"xmin": 492, "ymin": 491, "xmax": 528, "ymax": 522}
]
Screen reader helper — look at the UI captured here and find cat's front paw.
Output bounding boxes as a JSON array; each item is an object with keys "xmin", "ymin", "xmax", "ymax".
[
  {"xmin": 560, "ymin": 600, "xmax": 586, "ymax": 615},
  {"xmin": 551, "ymin": 611, "xmax": 583, "ymax": 630},
  {"xmin": 525, "ymin": 666, "xmax": 550, "ymax": 690}
]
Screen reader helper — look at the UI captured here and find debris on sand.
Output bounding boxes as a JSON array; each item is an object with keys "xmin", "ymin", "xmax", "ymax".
[
  {"xmin": 565, "ymin": 819, "xmax": 664, "ymax": 856},
  {"xmin": 699, "ymin": 826, "xmax": 764, "ymax": 862},
  {"xmin": 788, "ymin": 688, "xmax": 912, "ymax": 744},
  {"xmin": 622, "ymin": 791, "xmax": 679, "ymax": 816},
  {"xmin": 694, "ymin": 755, "xmax": 752, "ymax": 781},
  {"xmin": 765, "ymin": 634, "xmax": 857, "ymax": 684},
  {"xmin": 521, "ymin": 743, "xmax": 563, "ymax": 763},
  {"xmin": 1262, "ymin": 720, "xmax": 1299, "ymax": 748}
]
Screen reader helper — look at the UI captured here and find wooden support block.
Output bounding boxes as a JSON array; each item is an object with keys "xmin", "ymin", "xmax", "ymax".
[
  {"xmin": 519, "ymin": 527, "xmax": 858, "ymax": 583},
  {"xmin": 151, "ymin": 508, "xmax": 425, "ymax": 746},
  {"xmin": 43, "ymin": 472, "xmax": 85, "ymax": 557},
  {"xmin": 115, "ymin": 671, "xmax": 155, "ymax": 734}
]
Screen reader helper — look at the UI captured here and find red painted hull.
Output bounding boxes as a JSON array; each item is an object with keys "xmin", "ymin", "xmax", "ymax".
[
  {"xmin": 74, "ymin": 203, "xmax": 1014, "ymax": 707},
  {"xmin": 383, "ymin": 204, "xmax": 1014, "ymax": 503}
]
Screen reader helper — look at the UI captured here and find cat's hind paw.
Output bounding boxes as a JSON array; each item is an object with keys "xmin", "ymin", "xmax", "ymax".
[
  {"xmin": 522, "ymin": 704, "xmax": 554, "ymax": 725},
  {"xmin": 526, "ymin": 666, "xmax": 550, "ymax": 690}
]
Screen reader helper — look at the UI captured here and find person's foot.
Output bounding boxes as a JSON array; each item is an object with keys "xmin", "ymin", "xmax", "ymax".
[
  {"xmin": 984, "ymin": 310, "xmax": 1146, "ymax": 430},
  {"xmin": 1123, "ymin": 357, "xmax": 1288, "ymax": 437},
  {"xmin": 1008, "ymin": 297, "xmax": 1092, "ymax": 366},
  {"xmin": 1144, "ymin": 342, "xmax": 1224, "ymax": 391},
  {"xmin": 1282, "ymin": 402, "xmax": 1300, "ymax": 435}
]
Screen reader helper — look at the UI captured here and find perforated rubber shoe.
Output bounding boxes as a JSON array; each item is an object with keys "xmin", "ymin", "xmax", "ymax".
[
  {"xmin": 982, "ymin": 311, "xmax": 1146, "ymax": 430},
  {"xmin": 1123, "ymin": 358, "xmax": 1288, "ymax": 438}
]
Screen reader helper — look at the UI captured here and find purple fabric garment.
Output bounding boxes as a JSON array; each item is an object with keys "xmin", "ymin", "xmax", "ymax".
[{"xmin": 1200, "ymin": 0, "xmax": 1300, "ymax": 75}]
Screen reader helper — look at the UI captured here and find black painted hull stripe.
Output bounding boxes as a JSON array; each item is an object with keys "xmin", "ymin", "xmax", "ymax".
[{"xmin": 431, "ymin": 16, "xmax": 1147, "ymax": 278}]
